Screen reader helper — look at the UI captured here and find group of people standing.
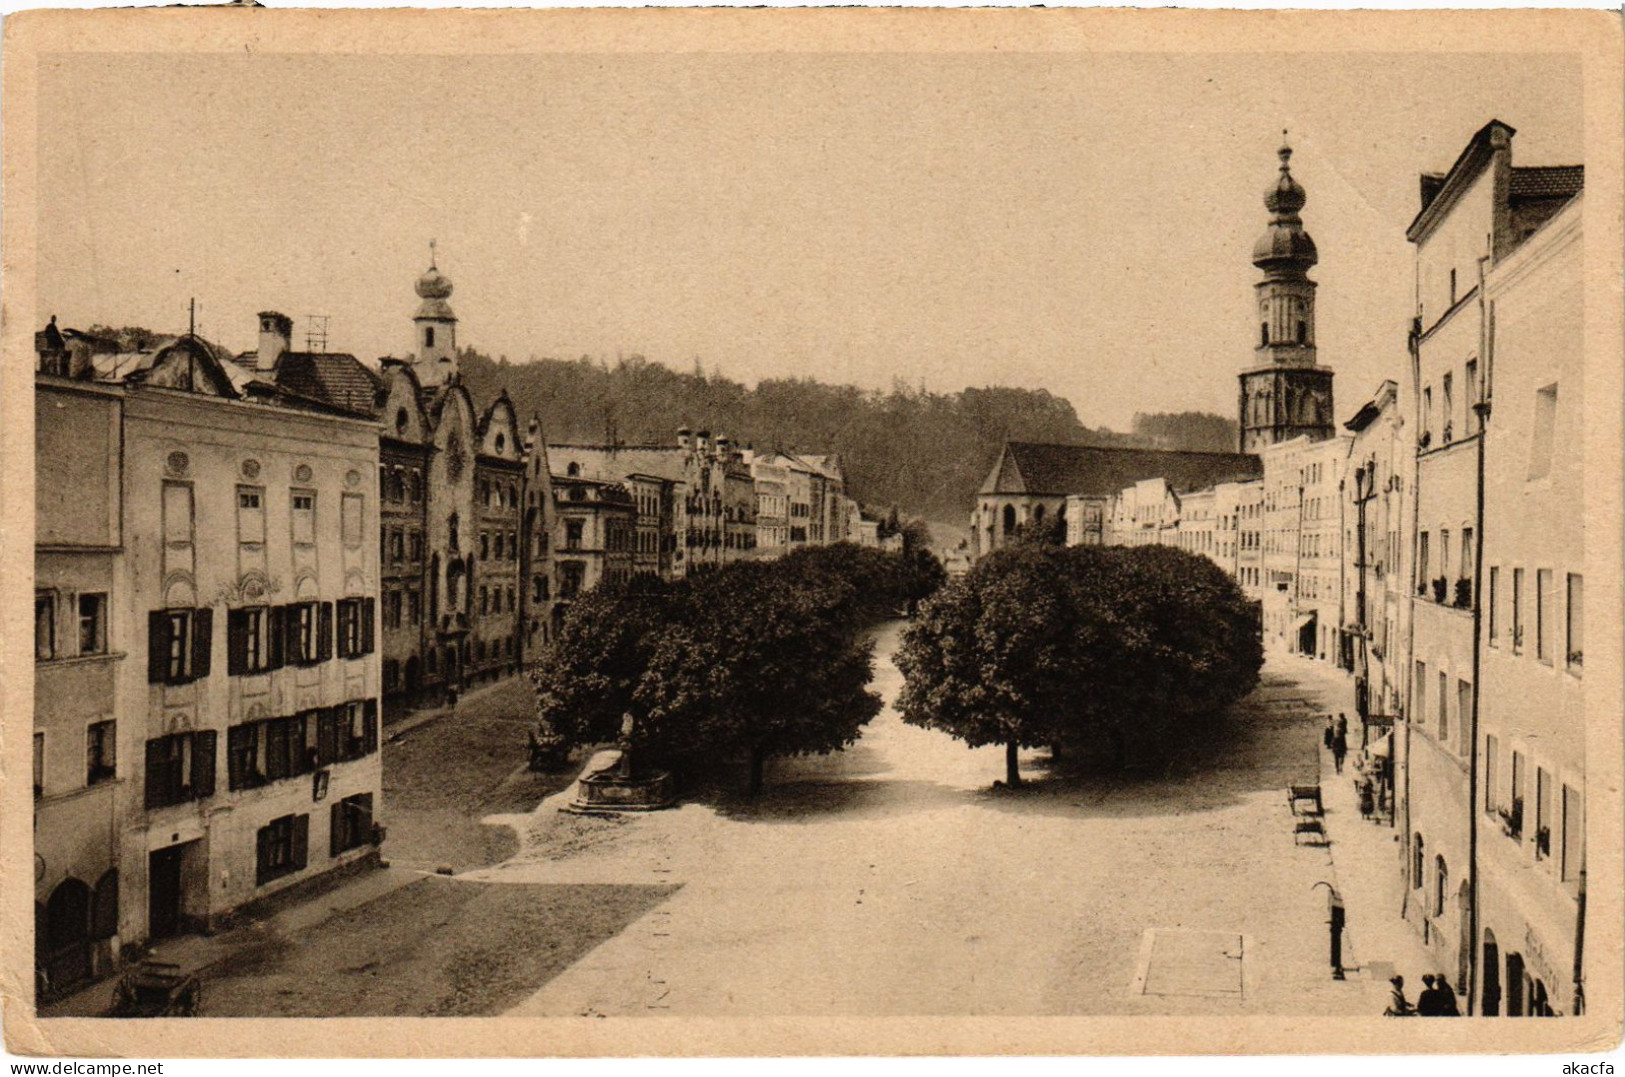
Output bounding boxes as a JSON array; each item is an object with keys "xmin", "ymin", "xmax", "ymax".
[{"xmin": 1385, "ymin": 973, "xmax": 1463, "ymax": 1016}]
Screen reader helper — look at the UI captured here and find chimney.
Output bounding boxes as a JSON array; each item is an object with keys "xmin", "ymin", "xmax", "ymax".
[
  {"xmin": 677, "ymin": 426, "xmax": 693, "ymax": 451},
  {"xmin": 257, "ymin": 311, "xmax": 292, "ymax": 371}
]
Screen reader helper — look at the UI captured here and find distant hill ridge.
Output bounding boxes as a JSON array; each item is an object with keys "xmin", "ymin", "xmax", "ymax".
[{"xmin": 458, "ymin": 350, "xmax": 1238, "ymax": 525}]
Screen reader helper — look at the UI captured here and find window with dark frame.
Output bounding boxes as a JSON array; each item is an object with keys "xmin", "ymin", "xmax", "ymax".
[
  {"xmin": 255, "ymin": 813, "xmax": 308, "ymax": 887},
  {"xmin": 86, "ymin": 721, "xmax": 115, "ymax": 785},
  {"xmin": 78, "ymin": 593, "xmax": 107, "ymax": 655},
  {"xmin": 35, "ymin": 592, "xmax": 55, "ymax": 660},
  {"xmin": 149, "ymin": 607, "xmax": 212, "ymax": 685},
  {"xmin": 144, "ymin": 730, "xmax": 216, "ymax": 810},
  {"xmin": 331, "ymin": 793, "xmax": 374, "ymax": 856}
]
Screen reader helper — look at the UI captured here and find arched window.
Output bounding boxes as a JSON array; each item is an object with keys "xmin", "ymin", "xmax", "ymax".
[
  {"xmin": 567, "ymin": 463, "xmax": 580, "ymax": 477},
  {"xmin": 1033, "ymin": 504, "xmax": 1046, "ymax": 523},
  {"xmin": 1434, "ymin": 855, "xmax": 1448, "ymax": 917},
  {"xmin": 1412, "ymin": 833, "xmax": 1425, "ymax": 888},
  {"xmin": 1297, "ymin": 320, "xmax": 1308, "ymax": 344},
  {"xmin": 424, "ymin": 327, "xmax": 435, "ymax": 348},
  {"xmin": 1002, "ymin": 504, "xmax": 1017, "ymax": 536},
  {"xmin": 1260, "ymin": 322, "xmax": 1270, "ymax": 347}
]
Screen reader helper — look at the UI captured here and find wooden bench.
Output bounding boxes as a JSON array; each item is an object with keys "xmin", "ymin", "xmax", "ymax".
[
  {"xmin": 1288, "ymin": 783, "xmax": 1324, "ymax": 816},
  {"xmin": 1294, "ymin": 818, "xmax": 1329, "ymax": 845}
]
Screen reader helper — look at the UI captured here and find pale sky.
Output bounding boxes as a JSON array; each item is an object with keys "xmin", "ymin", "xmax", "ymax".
[{"xmin": 37, "ymin": 51, "xmax": 1582, "ymax": 431}]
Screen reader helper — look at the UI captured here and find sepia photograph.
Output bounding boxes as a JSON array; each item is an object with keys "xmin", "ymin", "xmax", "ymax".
[{"xmin": 3, "ymin": 6, "xmax": 1621, "ymax": 1060}]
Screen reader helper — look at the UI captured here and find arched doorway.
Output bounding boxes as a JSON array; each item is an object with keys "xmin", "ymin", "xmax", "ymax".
[
  {"xmin": 1482, "ymin": 929, "xmax": 1501, "ymax": 1015},
  {"xmin": 1505, "ymin": 951, "xmax": 1526, "ymax": 1016},
  {"xmin": 42, "ymin": 878, "xmax": 92, "ymax": 991}
]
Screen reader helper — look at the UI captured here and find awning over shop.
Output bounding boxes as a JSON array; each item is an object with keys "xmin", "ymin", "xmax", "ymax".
[
  {"xmin": 1292, "ymin": 613, "xmax": 1316, "ymax": 632},
  {"xmin": 1369, "ymin": 732, "xmax": 1393, "ymax": 758}
]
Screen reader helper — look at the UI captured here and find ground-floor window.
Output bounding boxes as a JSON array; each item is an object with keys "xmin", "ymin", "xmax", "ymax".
[
  {"xmin": 330, "ymin": 793, "xmax": 374, "ymax": 856},
  {"xmin": 255, "ymin": 814, "xmax": 309, "ymax": 886}
]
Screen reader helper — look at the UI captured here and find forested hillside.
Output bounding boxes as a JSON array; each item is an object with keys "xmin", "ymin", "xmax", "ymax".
[{"xmin": 459, "ymin": 351, "xmax": 1237, "ymax": 524}]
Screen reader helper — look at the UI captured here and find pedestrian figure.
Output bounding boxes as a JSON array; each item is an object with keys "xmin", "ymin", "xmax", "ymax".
[
  {"xmin": 1323, "ymin": 715, "xmax": 1336, "ymax": 752},
  {"xmin": 1384, "ymin": 975, "xmax": 1415, "ymax": 1017},
  {"xmin": 1436, "ymin": 976, "xmax": 1461, "ymax": 1016},
  {"xmin": 1416, "ymin": 974, "xmax": 1442, "ymax": 1016},
  {"xmin": 1331, "ymin": 726, "xmax": 1348, "ymax": 776},
  {"xmin": 1335, "ymin": 712, "xmax": 1349, "ymax": 739}
]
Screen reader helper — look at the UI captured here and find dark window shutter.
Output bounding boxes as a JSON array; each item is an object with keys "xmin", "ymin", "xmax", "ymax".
[
  {"xmin": 292, "ymin": 814, "xmax": 310, "ymax": 871},
  {"xmin": 318, "ymin": 603, "xmax": 334, "ymax": 662},
  {"xmin": 363, "ymin": 700, "xmax": 379, "ymax": 754},
  {"xmin": 255, "ymin": 825, "xmax": 271, "ymax": 886},
  {"xmin": 319, "ymin": 709, "xmax": 340, "ymax": 766},
  {"xmin": 144, "ymin": 739, "xmax": 164, "ymax": 809},
  {"xmin": 192, "ymin": 730, "xmax": 216, "ymax": 799},
  {"xmin": 362, "ymin": 598, "xmax": 376, "ymax": 655},
  {"xmin": 227, "ymin": 725, "xmax": 248, "ymax": 790},
  {"xmin": 298, "ymin": 713, "xmax": 316, "ymax": 775},
  {"xmin": 226, "ymin": 609, "xmax": 247, "ymax": 675},
  {"xmin": 330, "ymin": 801, "xmax": 343, "ymax": 857},
  {"xmin": 191, "ymin": 607, "xmax": 213, "ymax": 680},
  {"xmin": 268, "ymin": 606, "xmax": 286, "ymax": 671},
  {"xmin": 148, "ymin": 611, "xmax": 169, "ymax": 683}
]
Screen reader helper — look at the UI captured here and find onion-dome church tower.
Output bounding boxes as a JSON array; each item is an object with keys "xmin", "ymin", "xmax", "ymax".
[
  {"xmin": 413, "ymin": 240, "xmax": 459, "ymax": 387},
  {"xmin": 1239, "ymin": 135, "xmax": 1334, "ymax": 452}
]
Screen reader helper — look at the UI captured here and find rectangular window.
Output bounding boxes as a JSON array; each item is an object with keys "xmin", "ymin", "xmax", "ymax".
[
  {"xmin": 1529, "ymin": 383, "xmax": 1558, "ymax": 481},
  {"xmin": 291, "ymin": 491, "xmax": 316, "ymax": 546},
  {"xmin": 1484, "ymin": 734, "xmax": 1499, "ymax": 814},
  {"xmin": 1537, "ymin": 568, "xmax": 1553, "ymax": 663},
  {"xmin": 237, "ymin": 486, "xmax": 265, "ymax": 544},
  {"xmin": 1418, "ymin": 532, "xmax": 1430, "ymax": 592},
  {"xmin": 1465, "ymin": 360, "xmax": 1480, "ymax": 430},
  {"xmin": 1562, "ymin": 785, "xmax": 1584, "ymax": 883},
  {"xmin": 331, "ymin": 793, "xmax": 374, "ymax": 856},
  {"xmin": 565, "ymin": 521, "xmax": 583, "ymax": 551},
  {"xmin": 148, "ymin": 608, "xmax": 212, "ymax": 685},
  {"xmin": 1512, "ymin": 568, "xmax": 1525, "ymax": 653},
  {"xmin": 227, "ymin": 606, "xmax": 276, "ymax": 675},
  {"xmin": 78, "ymin": 593, "xmax": 107, "ymax": 655},
  {"xmin": 35, "ymin": 592, "xmax": 55, "ymax": 660},
  {"xmin": 1456, "ymin": 679, "xmax": 1472, "ymax": 756},
  {"xmin": 1414, "ymin": 661, "xmax": 1427, "ymax": 726},
  {"xmin": 86, "ymin": 720, "xmax": 116, "ymax": 785},
  {"xmin": 406, "ymin": 590, "xmax": 422, "ymax": 627},
  {"xmin": 389, "ymin": 529, "xmax": 405, "ymax": 563},
  {"xmin": 283, "ymin": 601, "xmax": 329, "ymax": 665},
  {"xmin": 335, "ymin": 598, "xmax": 374, "ymax": 659},
  {"xmin": 1535, "ymin": 768, "xmax": 1553, "ymax": 859},
  {"xmin": 342, "ymin": 493, "xmax": 363, "ymax": 551},
  {"xmin": 144, "ymin": 730, "xmax": 216, "ymax": 810},
  {"xmin": 1567, "ymin": 573, "xmax": 1584, "ymax": 669},
  {"xmin": 1460, "ymin": 529, "xmax": 1474, "ymax": 589},
  {"xmin": 409, "ymin": 531, "xmax": 424, "ymax": 562},
  {"xmin": 385, "ymin": 590, "xmax": 403, "ymax": 630},
  {"xmin": 255, "ymin": 813, "xmax": 309, "ymax": 887},
  {"xmin": 1488, "ymin": 566, "xmax": 1499, "ymax": 644},
  {"xmin": 1437, "ymin": 671, "xmax": 1449, "ymax": 744},
  {"xmin": 1510, "ymin": 752, "xmax": 1525, "ymax": 838},
  {"xmin": 34, "ymin": 732, "xmax": 45, "ymax": 798},
  {"xmin": 227, "ymin": 723, "xmax": 261, "ymax": 790},
  {"xmin": 1442, "ymin": 374, "xmax": 1454, "ymax": 441}
]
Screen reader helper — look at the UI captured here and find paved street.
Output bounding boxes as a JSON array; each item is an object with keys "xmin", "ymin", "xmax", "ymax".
[
  {"xmin": 50, "ymin": 623, "xmax": 1433, "ymax": 1018},
  {"xmin": 479, "ymin": 622, "xmax": 1433, "ymax": 1017}
]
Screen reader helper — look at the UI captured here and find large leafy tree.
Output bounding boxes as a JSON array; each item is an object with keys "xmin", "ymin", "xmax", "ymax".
[{"xmin": 896, "ymin": 544, "xmax": 1261, "ymax": 785}]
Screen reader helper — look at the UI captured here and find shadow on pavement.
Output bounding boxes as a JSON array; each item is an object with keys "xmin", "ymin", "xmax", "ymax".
[
  {"xmin": 708, "ymin": 776, "xmax": 970, "ymax": 824},
  {"xmin": 200, "ymin": 876, "xmax": 680, "ymax": 1016}
]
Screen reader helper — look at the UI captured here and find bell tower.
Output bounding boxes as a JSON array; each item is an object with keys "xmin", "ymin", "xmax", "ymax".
[
  {"xmin": 413, "ymin": 239, "xmax": 459, "ymax": 387},
  {"xmin": 1239, "ymin": 135, "xmax": 1335, "ymax": 452}
]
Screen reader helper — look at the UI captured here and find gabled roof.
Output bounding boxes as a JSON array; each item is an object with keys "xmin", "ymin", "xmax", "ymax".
[
  {"xmin": 273, "ymin": 351, "xmax": 379, "ymax": 419},
  {"xmin": 1511, "ymin": 165, "xmax": 1584, "ymax": 201},
  {"xmin": 981, "ymin": 442, "xmax": 1262, "ymax": 498}
]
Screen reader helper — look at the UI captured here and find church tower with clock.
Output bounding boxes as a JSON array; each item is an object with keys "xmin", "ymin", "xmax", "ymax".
[{"xmin": 1239, "ymin": 136, "xmax": 1335, "ymax": 452}]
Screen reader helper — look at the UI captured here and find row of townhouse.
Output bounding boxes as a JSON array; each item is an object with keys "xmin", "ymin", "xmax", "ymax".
[
  {"xmin": 984, "ymin": 121, "xmax": 1590, "ymax": 1017},
  {"xmin": 33, "ymin": 250, "xmax": 888, "ymax": 994}
]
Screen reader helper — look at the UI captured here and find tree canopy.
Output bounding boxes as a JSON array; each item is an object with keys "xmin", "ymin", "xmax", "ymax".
[
  {"xmin": 895, "ymin": 544, "xmax": 1262, "ymax": 785},
  {"xmin": 532, "ymin": 544, "xmax": 937, "ymax": 793}
]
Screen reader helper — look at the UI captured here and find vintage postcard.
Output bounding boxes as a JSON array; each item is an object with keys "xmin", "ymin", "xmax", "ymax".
[{"xmin": 3, "ymin": 6, "xmax": 1621, "ymax": 1060}]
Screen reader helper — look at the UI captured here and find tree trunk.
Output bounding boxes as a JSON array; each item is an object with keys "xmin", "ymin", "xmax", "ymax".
[
  {"xmin": 1005, "ymin": 739, "xmax": 1022, "ymax": 786},
  {"xmin": 749, "ymin": 745, "xmax": 766, "ymax": 797}
]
